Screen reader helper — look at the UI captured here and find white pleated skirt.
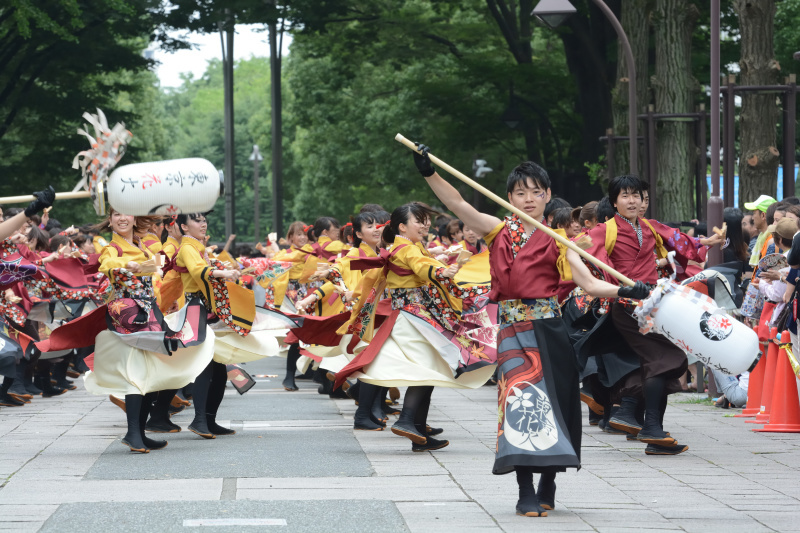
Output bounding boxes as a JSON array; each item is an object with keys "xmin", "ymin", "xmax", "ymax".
[
  {"xmin": 85, "ymin": 328, "xmax": 215, "ymax": 397},
  {"xmin": 353, "ymin": 312, "xmax": 496, "ymax": 389},
  {"xmin": 211, "ymin": 309, "xmax": 287, "ymax": 365}
]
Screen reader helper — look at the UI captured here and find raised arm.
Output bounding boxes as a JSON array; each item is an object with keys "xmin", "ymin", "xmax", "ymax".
[
  {"xmin": 0, "ymin": 186, "xmax": 55, "ymax": 241},
  {"xmin": 414, "ymin": 145, "xmax": 500, "ymax": 238},
  {"xmin": 0, "ymin": 212, "xmax": 29, "ymax": 242}
]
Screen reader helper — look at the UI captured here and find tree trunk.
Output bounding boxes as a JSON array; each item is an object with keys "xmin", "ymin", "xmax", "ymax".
[
  {"xmin": 734, "ymin": 0, "xmax": 780, "ymax": 206},
  {"xmin": 611, "ymin": 0, "xmax": 651, "ymax": 178},
  {"xmin": 652, "ymin": 0, "xmax": 698, "ymax": 222},
  {"xmin": 560, "ymin": 2, "xmax": 617, "ymax": 175}
]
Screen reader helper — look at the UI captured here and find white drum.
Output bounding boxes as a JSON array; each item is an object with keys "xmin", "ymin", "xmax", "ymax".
[
  {"xmin": 106, "ymin": 158, "xmax": 222, "ymax": 216},
  {"xmin": 634, "ymin": 280, "xmax": 758, "ymax": 376}
]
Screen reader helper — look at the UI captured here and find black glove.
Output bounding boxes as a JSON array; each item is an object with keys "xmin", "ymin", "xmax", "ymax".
[
  {"xmin": 413, "ymin": 143, "xmax": 435, "ymax": 178},
  {"xmin": 24, "ymin": 186, "xmax": 56, "ymax": 217},
  {"xmin": 617, "ymin": 280, "xmax": 650, "ymax": 300}
]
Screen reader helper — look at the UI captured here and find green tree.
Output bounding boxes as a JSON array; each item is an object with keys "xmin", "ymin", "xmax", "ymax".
[
  {"xmin": 0, "ymin": 1, "xmax": 172, "ymax": 227},
  {"xmin": 283, "ymin": 0, "xmax": 595, "ymax": 221},
  {"xmin": 161, "ymin": 57, "xmax": 299, "ymax": 242}
]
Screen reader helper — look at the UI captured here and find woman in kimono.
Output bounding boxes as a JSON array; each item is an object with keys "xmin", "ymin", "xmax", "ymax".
[
  {"xmin": 297, "ymin": 209, "xmax": 392, "ymax": 429},
  {"xmin": 335, "ymin": 202, "xmax": 495, "ymax": 451},
  {"xmin": 89, "ymin": 210, "xmax": 215, "ymax": 452},
  {"xmin": 0, "ymin": 187, "xmax": 56, "ymax": 404},
  {"xmin": 143, "ymin": 216, "xmax": 190, "ymax": 433},
  {"xmin": 269, "ymin": 218, "xmax": 343, "ymax": 392},
  {"xmin": 413, "ymin": 148, "xmax": 649, "ymax": 517},
  {"xmin": 175, "ymin": 212, "xmax": 281, "ymax": 438}
]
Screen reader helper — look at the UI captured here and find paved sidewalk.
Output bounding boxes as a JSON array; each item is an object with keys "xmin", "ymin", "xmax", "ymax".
[{"xmin": 1, "ymin": 357, "xmax": 799, "ymax": 532}]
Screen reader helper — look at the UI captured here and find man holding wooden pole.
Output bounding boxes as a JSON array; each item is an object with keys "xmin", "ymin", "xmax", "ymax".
[{"xmin": 409, "ymin": 144, "xmax": 649, "ymax": 518}]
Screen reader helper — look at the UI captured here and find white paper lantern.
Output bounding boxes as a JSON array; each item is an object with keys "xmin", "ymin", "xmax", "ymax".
[
  {"xmin": 106, "ymin": 158, "xmax": 222, "ymax": 215},
  {"xmin": 635, "ymin": 280, "xmax": 758, "ymax": 376}
]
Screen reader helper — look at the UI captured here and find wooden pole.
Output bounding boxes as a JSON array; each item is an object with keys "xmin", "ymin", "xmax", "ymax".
[
  {"xmin": 269, "ymin": 17, "xmax": 284, "ymax": 240},
  {"xmin": 394, "ymin": 134, "xmax": 634, "ymax": 286},
  {"xmin": 0, "ymin": 191, "xmax": 91, "ymax": 204}
]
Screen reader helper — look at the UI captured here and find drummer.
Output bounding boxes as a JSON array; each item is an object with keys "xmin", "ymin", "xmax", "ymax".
[{"xmin": 578, "ymin": 175, "xmax": 722, "ymax": 455}]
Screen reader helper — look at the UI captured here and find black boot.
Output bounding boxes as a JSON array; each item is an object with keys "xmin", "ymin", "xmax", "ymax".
[
  {"xmin": 601, "ymin": 406, "xmax": 626, "ymax": 435},
  {"xmin": 413, "ymin": 388, "xmax": 434, "ymax": 438},
  {"xmin": 382, "ymin": 401, "xmax": 401, "ymax": 416},
  {"xmin": 346, "ymin": 379, "xmax": 360, "ymax": 401},
  {"xmin": 74, "ymin": 346, "xmax": 92, "ymax": 373},
  {"xmin": 121, "ymin": 394, "xmax": 149, "ymax": 453},
  {"xmin": 282, "ymin": 344, "xmax": 301, "ymax": 391},
  {"xmin": 139, "ymin": 392, "xmax": 167, "ymax": 450},
  {"xmin": 637, "ymin": 377, "xmax": 675, "ymax": 446},
  {"xmin": 391, "ymin": 386, "xmax": 430, "ymax": 444},
  {"xmin": 381, "ymin": 387, "xmax": 401, "ymax": 415},
  {"xmin": 188, "ymin": 362, "xmax": 215, "ymax": 439},
  {"xmin": 609, "ymin": 396, "xmax": 642, "ymax": 435},
  {"xmin": 413, "ymin": 389, "xmax": 444, "ymax": 439},
  {"xmin": 52, "ymin": 357, "xmax": 76, "ymax": 390},
  {"xmin": 24, "ymin": 379, "xmax": 42, "ymax": 395},
  {"xmin": 515, "ymin": 467, "xmax": 547, "ymax": 517},
  {"xmin": 353, "ymin": 382, "xmax": 383, "ymax": 430},
  {"xmin": 9, "ymin": 364, "xmax": 31, "ymax": 399},
  {"xmin": 597, "ymin": 397, "xmax": 612, "ymax": 431},
  {"xmin": 146, "ymin": 390, "xmax": 181, "ymax": 433},
  {"xmin": 328, "ymin": 382, "xmax": 349, "ymax": 399},
  {"xmin": 23, "ymin": 360, "xmax": 42, "ymax": 395},
  {"xmin": 537, "ymin": 472, "xmax": 557, "ymax": 510},
  {"xmin": 316, "ymin": 369, "xmax": 332, "ymax": 395},
  {"xmin": 0, "ymin": 378, "xmax": 24, "ymax": 406},
  {"xmin": 206, "ymin": 362, "xmax": 235, "ymax": 436},
  {"xmin": 207, "ymin": 414, "xmax": 236, "ymax": 435},
  {"xmin": 635, "ymin": 399, "xmax": 645, "ymax": 426},
  {"xmin": 411, "ymin": 436, "xmax": 449, "ymax": 452},
  {"xmin": 637, "ymin": 408, "xmax": 676, "ymax": 446},
  {"xmin": 371, "ymin": 387, "xmax": 388, "ymax": 424},
  {"xmin": 33, "ymin": 375, "xmax": 65, "ymax": 398},
  {"xmin": 579, "ymin": 387, "xmax": 604, "ymax": 415},
  {"xmin": 182, "ymin": 382, "xmax": 194, "ymax": 400},
  {"xmin": 645, "ymin": 442, "xmax": 689, "ymax": 455}
]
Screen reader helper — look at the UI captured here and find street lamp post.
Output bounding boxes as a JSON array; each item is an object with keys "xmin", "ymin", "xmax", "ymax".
[
  {"xmin": 532, "ymin": 0, "xmax": 638, "ymax": 176},
  {"xmin": 249, "ymin": 145, "xmax": 264, "ymax": 243},
  {"xmin": 220, "ymin": 12, "xmax": 236, "ymax": 239},
  {"xmin": 472, "ymin": 158, "xmax": 493, "ymax": 209},
  {"xmin": 706, "ymin": 0, "xmax": 723, "ymax": 266}
]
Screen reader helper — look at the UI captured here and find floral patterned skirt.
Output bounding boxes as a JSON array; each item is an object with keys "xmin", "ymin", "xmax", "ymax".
[
  {"xmin": 493, "ymin": 315, "xmax": 581, "ymax": 475},
  {"xmin": 85, "ymin": 328, "xmax": 215, "ymax": 397},
  {"xmin": 85, "ymin": 297, "xmax": 216, "ymax": 397},
  {"xmin": 346, "ymin": 307, "xmax": 496, "ymax": 389}
]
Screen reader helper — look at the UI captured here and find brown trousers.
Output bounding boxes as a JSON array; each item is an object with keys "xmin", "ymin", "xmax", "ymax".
[{"xmin": 611, "ymin": 303, "xmax": 688, "ymax": 398}]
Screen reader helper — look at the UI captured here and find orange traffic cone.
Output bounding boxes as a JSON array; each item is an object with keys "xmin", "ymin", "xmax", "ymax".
[
  {"xmin": 754, "ymin": 331, "xmax": 800, "ymax": 433},
  {"xmin": 736, "ymin": 325, "xmax": 765, "ymax": 418},
  {"xmin": 747, "ymin": 327, "xmax": 779, "ymax": 425}
]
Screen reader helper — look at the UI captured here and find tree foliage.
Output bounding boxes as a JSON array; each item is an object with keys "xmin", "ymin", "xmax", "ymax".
[
  {"xmin": 0, "ymin": 1, "xmax": 170, "ymax": 227},
  {"xmin": 2, "ymin": 0, "xmax": 798, "ymax": 229}
]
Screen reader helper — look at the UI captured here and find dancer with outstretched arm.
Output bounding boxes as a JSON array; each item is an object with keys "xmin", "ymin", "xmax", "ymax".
[{"xmin": 412, "ymin": 145, "xmax": 649, "ymax": 517}]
